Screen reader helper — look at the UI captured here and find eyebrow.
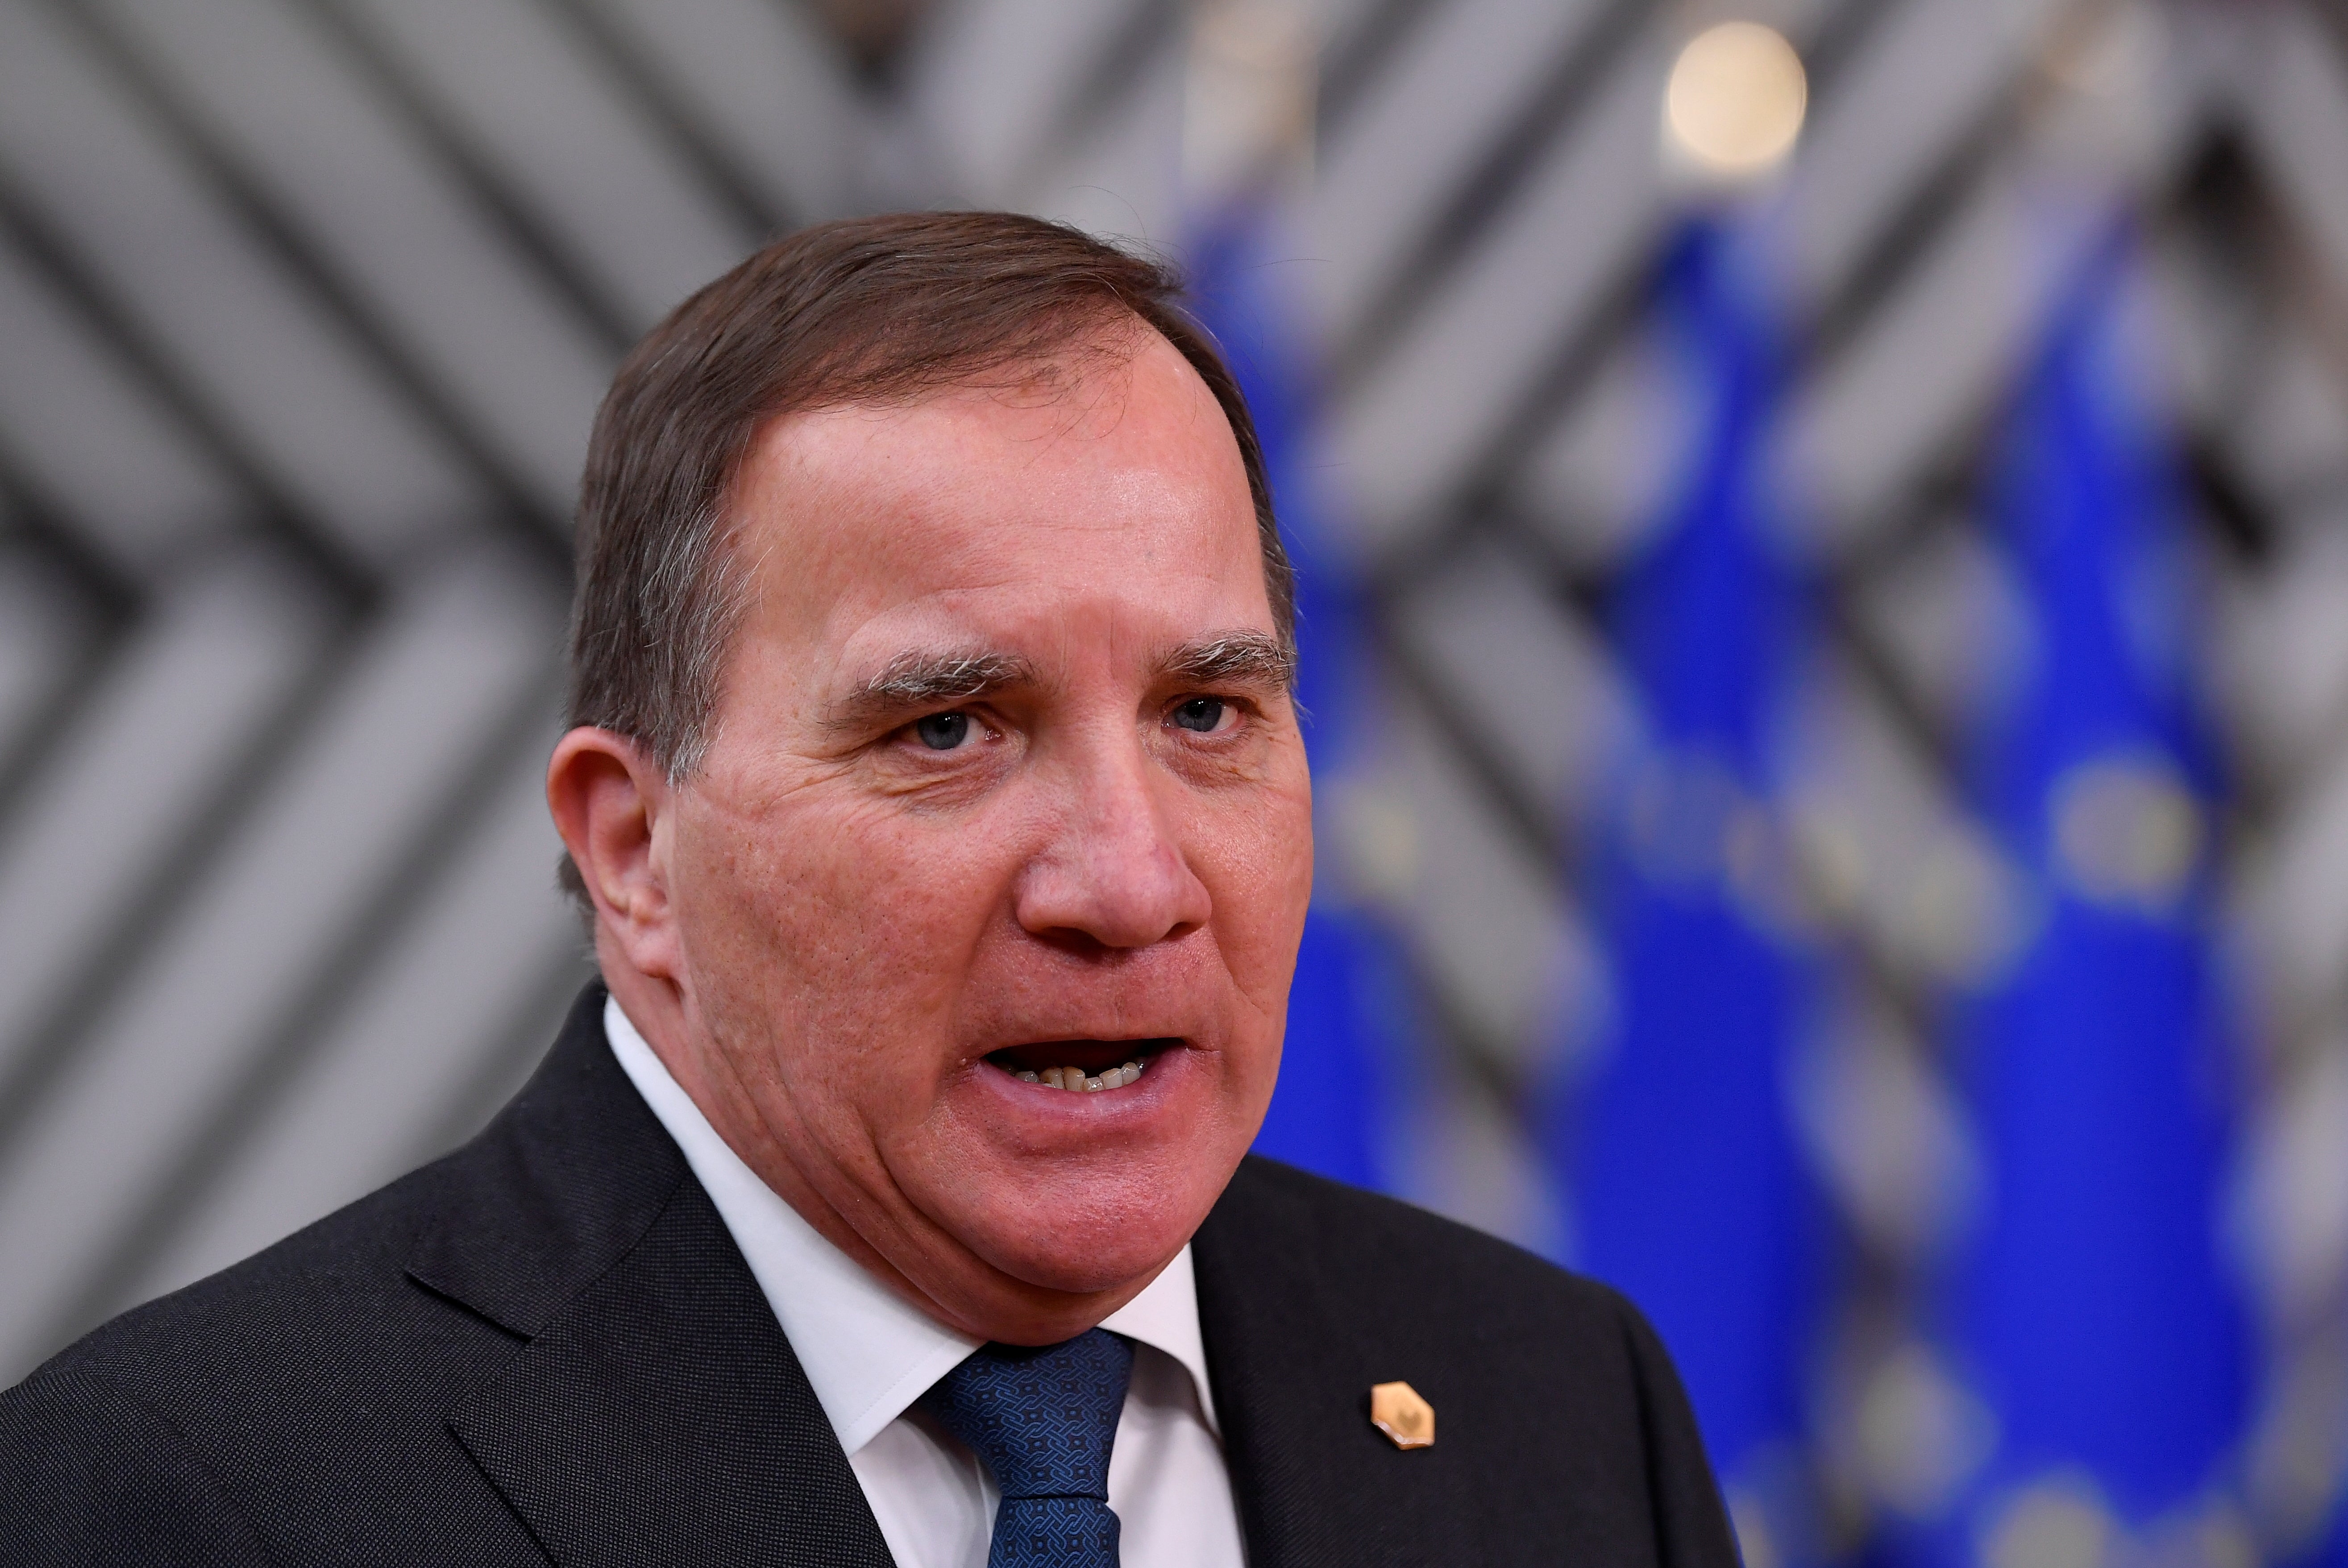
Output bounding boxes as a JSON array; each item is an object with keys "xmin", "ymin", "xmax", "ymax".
[
  {"xmin": 828, "ymin": 629, "xmax": 1295, "ymax": 731},
  {"xmin": 829, "ymin": 649, "xmax": 1037, "ymax": 730},
  {"xmin": 1159, "ymin": 631, "xmax": 1297, "ymax": 692}
]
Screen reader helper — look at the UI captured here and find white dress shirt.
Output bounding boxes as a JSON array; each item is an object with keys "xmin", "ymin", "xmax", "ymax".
[{"xmin": 605, "ymin": 999, "xmax": 1248, "ymax": 1568}]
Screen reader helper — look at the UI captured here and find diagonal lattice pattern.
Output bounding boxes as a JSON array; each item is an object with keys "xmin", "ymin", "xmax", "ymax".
[{"xmin": 1, "ymin": 0, "xmax": 2345, "ymax": 1557}]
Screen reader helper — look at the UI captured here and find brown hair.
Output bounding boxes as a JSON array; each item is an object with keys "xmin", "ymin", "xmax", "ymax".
[{"xmin": 565, "ymin": 210, "xmax": 1293, "ymax": 786}]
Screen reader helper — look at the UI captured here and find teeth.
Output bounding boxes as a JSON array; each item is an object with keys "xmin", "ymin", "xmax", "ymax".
[{"xmin": 1017, "ymin": 1057, "xmax": 1150, "ymax": 1091}]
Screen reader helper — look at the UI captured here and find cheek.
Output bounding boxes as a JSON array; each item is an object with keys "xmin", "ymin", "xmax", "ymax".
[
  {"xmin": 1193, "ymin": 780, "xmax": 1316, "ymax": 1015},
  {"xmin": 671, "ymin": 789, "xmax": 1019, "ymax": 1081}
]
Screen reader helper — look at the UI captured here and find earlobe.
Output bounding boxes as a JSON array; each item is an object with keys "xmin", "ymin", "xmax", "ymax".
[{"xmin": 546, "ymin": 727, "xmax": 677, "ymax": 964}]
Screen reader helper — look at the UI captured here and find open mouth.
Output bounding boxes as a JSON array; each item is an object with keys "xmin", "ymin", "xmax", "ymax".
[{"xmin": 985, "ymin": 1038, "xmax": 1180, "ymax": 1093}]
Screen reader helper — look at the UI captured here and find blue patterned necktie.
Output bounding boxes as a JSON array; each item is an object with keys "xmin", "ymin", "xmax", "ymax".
[{"xmin": 919, "ymin": 1328, "xmax": 1135, "ymax": 1567}]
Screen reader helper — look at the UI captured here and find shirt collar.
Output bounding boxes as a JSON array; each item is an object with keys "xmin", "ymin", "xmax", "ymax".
[{"xmin": 603, "ymin": 996, "xmax": 1220, "ymax": 1454}]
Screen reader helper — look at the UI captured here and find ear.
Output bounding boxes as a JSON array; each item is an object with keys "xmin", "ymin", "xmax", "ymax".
[{"xmin": 547, "ymin": 726, "xmax": 682, "ymax": 982}]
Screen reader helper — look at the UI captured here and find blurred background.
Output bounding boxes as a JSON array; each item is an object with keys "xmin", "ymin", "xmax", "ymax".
[{"xmin": 0, "ymin": 0, "xmax": 2338, "ymax": 1562}]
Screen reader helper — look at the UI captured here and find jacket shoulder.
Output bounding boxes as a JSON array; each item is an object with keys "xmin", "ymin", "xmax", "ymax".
[
  {"xmin": 0, "ymin": 1363, "xmax": 281, "ymax": 1563},
  {"xmin": 14, "ymin": 983, "xmax": 673, "ymax": 1411},
  {"xmin": 0, "ymin": 1152, "xmax": 548, "ymax": 1564},
  {"xmin": 1, "ymin": 987, "xmax": 666, "ymax": 1563},
  {"xmin": 1201, "ymin": 1156, "xmax": 1740, "ymax": 1568},
  {"xmin": 17, "ymin": 1144, "xmax": 499, "ymax": 1405},
  {"xmin": 1217, "ymin": 1153, "xmax": 1635, "ymax": 1333}
]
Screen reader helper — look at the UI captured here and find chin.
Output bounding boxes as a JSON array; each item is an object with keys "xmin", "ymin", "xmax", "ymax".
[
  {"xmin": 923, "ymin": 1143, "xmax": 1240, "ymax": 1298},
  {"xmin": 991, "ymin": 1229, "xmax": 1185, "ymax": 1298}
]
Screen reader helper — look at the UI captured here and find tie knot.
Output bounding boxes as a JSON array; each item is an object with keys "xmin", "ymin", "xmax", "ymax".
[{"xmin": 920, "ymin": 1328, "xmax": 1135, "ymax": 1502}]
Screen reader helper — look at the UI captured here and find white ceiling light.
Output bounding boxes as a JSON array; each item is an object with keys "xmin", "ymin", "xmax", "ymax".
[{"xmin": 1664, "ymin": 21, "xmax": 1808, "ymax": 180}]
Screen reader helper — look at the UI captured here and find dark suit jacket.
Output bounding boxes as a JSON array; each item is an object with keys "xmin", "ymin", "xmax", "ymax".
[{"xmin": 0, "ymin": 985, "xmax": 1738, "ymax": 1566}]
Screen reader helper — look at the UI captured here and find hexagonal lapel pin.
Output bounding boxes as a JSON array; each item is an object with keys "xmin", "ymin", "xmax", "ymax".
[{"xmin": 1369, "ymin": 1381, "xmax": 1434, "ymax": 1450}]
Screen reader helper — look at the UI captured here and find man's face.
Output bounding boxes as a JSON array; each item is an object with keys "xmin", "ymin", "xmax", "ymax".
[{"xmin": 656, "ymin": 330, "xmax": 1312, "ymax": 1336}]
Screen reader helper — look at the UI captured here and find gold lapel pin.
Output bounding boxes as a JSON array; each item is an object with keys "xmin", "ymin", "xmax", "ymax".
[{"xmin": 1369, "ymin": 1381, "xmax": 1434, "ymax": 1450}]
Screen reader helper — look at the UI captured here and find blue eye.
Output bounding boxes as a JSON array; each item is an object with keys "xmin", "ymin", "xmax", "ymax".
[
  {"xmin": 914, "ymin": 712, "xmax": 971, "ymax": 750},
  {"xmin": 1171, "ymin": 697, "xmax": 1227, "ymax": 733}
]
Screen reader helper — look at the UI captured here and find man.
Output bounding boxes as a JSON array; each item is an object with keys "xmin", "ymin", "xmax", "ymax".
[{"xmin": 0, "ymin": 213, "xmax": 1736, "ymax": 1566}]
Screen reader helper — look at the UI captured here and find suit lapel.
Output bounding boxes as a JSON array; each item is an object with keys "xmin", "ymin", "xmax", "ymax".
[
  {"xmin": 447, "ymin": 1178, "xmax": 894, "ymax": 1568},
  {"xmin": 409, "ymin": 985, "xmax": 893, "ymax": 1568},
  {"xmin": 1192, "ymin": 1158, "xmax": 1479, "ymax": 1568}
]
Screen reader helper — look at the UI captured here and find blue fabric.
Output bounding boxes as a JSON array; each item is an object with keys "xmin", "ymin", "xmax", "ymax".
[
  {"xmin": 1904, "ymin": 228, "xmax": 2251, "ymax": 1561},
  {"xmin": 1553, "ymin": 220, "xmax": 1823, "ymax": 1534},
  {"xmin": 920, "ymin": 1329, "xmax": 1135, "ymax": 1567}
]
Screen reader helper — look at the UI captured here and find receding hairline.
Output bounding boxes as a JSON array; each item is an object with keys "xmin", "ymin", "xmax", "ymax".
[
  {"xmin": 705, "ymin": 315, "xmax": 1263, "ymax": 682},
  {"xmin": 710, "ymin": 305, "xmax": 1190, "ymax": 518}
]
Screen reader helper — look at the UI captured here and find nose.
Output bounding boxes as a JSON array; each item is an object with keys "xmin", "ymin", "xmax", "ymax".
[{"xmin": 1014, "ymin": 739, "xmax": 1212, "ymax": 951}]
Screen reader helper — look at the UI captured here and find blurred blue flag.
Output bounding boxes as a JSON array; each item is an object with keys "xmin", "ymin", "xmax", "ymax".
[
  {"xmin": 1184, "ymin": 211, "xmax": 1409, "ymax": 1194},
  {"xmin": 1920, "ymin": 231, "xmax": 2251, "ymax": 1561},
  {"xmin": 1557, "ymin": 219, "xmax": 1824, "ymax": 1550}
]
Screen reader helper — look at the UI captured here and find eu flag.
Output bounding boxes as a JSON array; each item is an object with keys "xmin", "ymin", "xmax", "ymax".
[
  {"xmin": 1918, "ymin": 229, "xmax": 2251, "ymax": 1564},
  {"xmin": 1558, "ymin": 218, "xmax": 1824, "ymax": 1558}
]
